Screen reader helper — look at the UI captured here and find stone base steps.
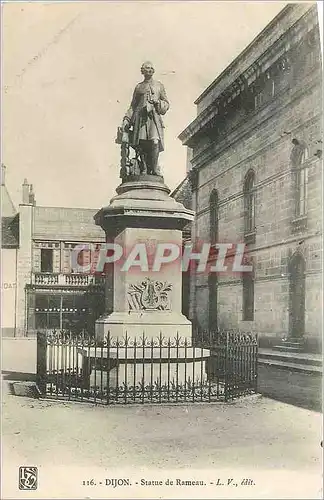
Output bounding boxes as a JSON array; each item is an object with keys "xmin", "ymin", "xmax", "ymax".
[
  {"xmin": 273, "ymin": 338, "xmax": 305, "ymax": 353},
  {"xmin": 258, "ymin": 349, "xmax": 322, "ymax": 374},
  {"xmin": 273, "ymin": 345, "xmax": 304, "ymax": 353}
]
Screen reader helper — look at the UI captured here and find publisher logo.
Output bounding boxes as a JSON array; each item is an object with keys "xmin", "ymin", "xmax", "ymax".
[{"xmin": 19, "ymin": 467, "xmax": 38, "ymax": 490}]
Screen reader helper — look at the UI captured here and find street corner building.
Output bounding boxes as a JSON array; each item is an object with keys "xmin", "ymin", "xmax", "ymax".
[
  {"xmin": 1, "ymin": 166, "xmax": 106, "ymax": 338},
  {"xmin": 175, "ymin": 4, "xmax": 322, "ymax": 354}
]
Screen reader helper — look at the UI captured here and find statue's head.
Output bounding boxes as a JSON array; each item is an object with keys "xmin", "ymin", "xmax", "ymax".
[{"xmin": 141, "ymin": 61, "xmax": 155, "ymax": 78}]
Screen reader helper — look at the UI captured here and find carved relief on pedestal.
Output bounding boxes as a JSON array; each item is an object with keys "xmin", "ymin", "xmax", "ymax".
[{"xmin": 127, "ymin": 277, "xmax": 172, "ymax": 311}]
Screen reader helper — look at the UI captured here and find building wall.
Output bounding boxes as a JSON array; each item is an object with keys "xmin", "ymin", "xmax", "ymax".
[
  {"xmin": 16, "ymin": 204, "xmax": 34, "ymax": 335},
  {"xmin": 6, "ymin": 200, "xmax": 107, "ymax": 337},
  {"xmin": 1, "ymin": 248, "xmax": 17, "ymax": 336},
  {"xmin": 181, "ymin": 5, "xmax": 322, "ymax": 352},
  {"xmin": 24, "ymin": 206, "xmax": 106, "ymax": 336}
]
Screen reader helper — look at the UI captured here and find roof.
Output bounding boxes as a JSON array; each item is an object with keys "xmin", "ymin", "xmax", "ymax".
[
  {"xmin": 179, "ymin": 3, "xmax": 318, "ymax": 146},
  {"xmin": 171, "ymin": 176, "xmax": 192, "ymax": 211},
  {"xmin": 2, "ymin": 215, "xmax": 19, "ymax": 248},
  {"xmin": 194, "ymin": 4, "xmax": 312, "ymax": 108},
  {"xmin": 1, "ymin": 184, "xmax": 17, "ymax": 217},
  {"xmin": 33, "ymin": 205, "xmax": 105, "ymax": 241},
  {"xmin": 171, "ymin": 176, "xmax": 193, "ymax": 240}
]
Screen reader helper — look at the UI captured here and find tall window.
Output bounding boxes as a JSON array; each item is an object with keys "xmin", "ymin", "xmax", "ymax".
[
  {"xmin": 208, "ymin": 274, "xmax": 218, "ymax": 331},
  {"xmin": 242, "ymin": 264, "xmax": 254, "ymax": 321},
  {"xmin": 244, "ymin": 170, "xmax": 256, "ymax": 235},
  {"xmin": 41, "ymin": 248, "xmax": 53, "ymax": 273},
  {"xmin": 210, "ymin": 189, "xmax": 219, "ymax": 245},
  {"xmin": 292, "ymin": 143, "xmax": 309, "ymax": 218},
  {"xmin": 77, "ymin": 247, "xmax": 92, "ymax": 273},
  {"xmin": 182, "ymin": 269, "xmax": 190, "ymax": 319}
]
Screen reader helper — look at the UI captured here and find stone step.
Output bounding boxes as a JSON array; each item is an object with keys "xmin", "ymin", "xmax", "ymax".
[
  {"xmin": 281, "ymin": 342, "xmax": 304, "ymax": 347},
  {"xmin": 258, "ymin": 358, "xmax": 322, "ymax": 374},
  {"xmin": 11, "ymin": 382, "xmax": 41, "ymax": 398},
  {"xmin": 258, "ymin": 350, "xmax": 322, "ymax": 367},
  {"xmin": 275, "ymin": 345, "xmax": 304, "ymax": 351},
  {"xmin": 273, "ymin": 345, "xmax": 304, "ymax": 353}
]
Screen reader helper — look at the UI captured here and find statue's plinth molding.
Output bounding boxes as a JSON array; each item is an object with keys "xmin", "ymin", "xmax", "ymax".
[
  {"xmin": 94, "ymin": 174, "xmax": 194, "ymax": 235},
  {"xmin": 116, "ymin": 174, "xmax": 170, "ymax": 195}
]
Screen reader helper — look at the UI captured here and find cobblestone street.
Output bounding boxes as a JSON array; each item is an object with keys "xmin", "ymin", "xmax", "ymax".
[
  {"xmin": 258, "ymin": 364, "xmax": 322, "ymax": 412},
  {"xmin": 2, "ymin": 374, "xmax": 322, "ymax": 499},
  {"xmin": 1, "ymin": 338, "xmax": 323, "ymax": 499}
]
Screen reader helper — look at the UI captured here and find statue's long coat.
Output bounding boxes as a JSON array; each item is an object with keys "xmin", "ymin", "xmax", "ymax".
[{"xmin": 124, "ymin": 79, "xmax": 169, "ymax": 152}]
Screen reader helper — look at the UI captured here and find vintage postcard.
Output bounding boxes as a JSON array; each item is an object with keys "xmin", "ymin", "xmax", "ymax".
[{"xmin": 1, "ymin": 1, "xmax": 323, "ymax": 499}]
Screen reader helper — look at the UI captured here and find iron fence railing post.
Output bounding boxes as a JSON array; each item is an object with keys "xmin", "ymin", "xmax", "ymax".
[
  {"xmin": 159, "ymin": 331, "xmax": 162, "ymax": 403},
  {"xmin": 192, "ymin": 335, "xmax": 196, "ymax": 403},
  {"xmin": 36, "ymin": 331, "xmax": 47, "ymax": 396},
  {"xmin": 224, "ymin": 331, "xmax": 229, "ymax": 402},
  {"xmin": 150, "ymin": 336, "xmax": 154, "ymax": 403},
  {"xmin": 255, "ymin": 335, "xmax": 258, "ymax": 392},
  {"xmin": 36, "ymin": 328, "xmax": 257, "ymax": 405},
  {"xmin": 106, "ymin": 331, "xmax": 111, "ymax": 405}
]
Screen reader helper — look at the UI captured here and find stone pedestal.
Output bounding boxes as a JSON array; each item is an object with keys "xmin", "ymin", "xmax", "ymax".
[
  {"xmin": 93, "ymin": 175, "xmax": 208, "ymax": 386},
  {"xmin": 96, "ymin": 311, "xmax": 192, "ymax": 341},
  {"xmin": 95, "ymin": 224, "xmax": 191, "ymax": 340},
  {"xmin": 94, "ymin": 175, "xmax": 194, "ymax": 341}
]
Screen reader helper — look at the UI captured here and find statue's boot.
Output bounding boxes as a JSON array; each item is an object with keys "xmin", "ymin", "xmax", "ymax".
[
  {"xmin": 150, "ymin": 143, "xmax": 160, "ymax": 175},
  {"xmin": 139, "ymin": 151, "xmax": 147, "ymax": 174}
]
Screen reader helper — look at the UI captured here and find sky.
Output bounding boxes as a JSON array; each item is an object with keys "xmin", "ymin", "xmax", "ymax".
[{"xmin": 2, "ymin": 1, "xmax": 288, "ymax": 209}]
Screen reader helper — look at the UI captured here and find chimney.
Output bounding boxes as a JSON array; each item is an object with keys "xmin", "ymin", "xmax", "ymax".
[
  {"xmin": 1, "ymin": 164, "xmax": 6, "ymax": 185},
  {"xmin": 22, "ymin": 179, "xmax": 30, "ymax": 204},
  {"xmin": 22, "ymin": 178, "xmax": 36, "ymax": 205},
  {"xmin": 29, "ymin": 184, "xmax": 36, "ymax": 205}
]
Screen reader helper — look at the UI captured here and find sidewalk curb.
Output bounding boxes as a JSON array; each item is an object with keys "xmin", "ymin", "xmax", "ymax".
[{"xmin": 258, "ymin": 360, "xmax": 322, "ymax": 375}]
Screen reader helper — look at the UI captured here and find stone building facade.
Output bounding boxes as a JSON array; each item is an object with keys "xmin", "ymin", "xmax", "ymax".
[
  {"xmin": 1, "ymin": 167, "xmax": 106, "ymax": 337},
  {"xmin": 178, "ymin": 4, "xmax": 322, "ymax": 352}
]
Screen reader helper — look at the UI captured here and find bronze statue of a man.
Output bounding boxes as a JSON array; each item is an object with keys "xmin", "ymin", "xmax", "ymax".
[{"xmin": 122, "ymin": 61, "xmax": 169, "ymax": 175}]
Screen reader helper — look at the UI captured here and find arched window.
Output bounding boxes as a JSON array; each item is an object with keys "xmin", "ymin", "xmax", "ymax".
[
  {"xmin": 244, "ymin": 170, "xmax": 256, "ymax": 236},
  {"xmin": 242, "ymin": 258, "xmax": 254, "ymax": 321},
  {"xmin": 291, "ymin": 141, "xmax": 309, "ymax": 218},
  {"xmin": 209, "ymin": 190, "xmax": 219, "ymax": 245},
  {"xmin": 288, "ymin": 252, "xmax": 305, "ymax": 338}
]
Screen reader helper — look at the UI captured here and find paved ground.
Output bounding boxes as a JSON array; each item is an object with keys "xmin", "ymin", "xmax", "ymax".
[
  {"xmin": 258, "ymin": 364, "xmax": 322, "ymax": 412},
  {"xmin": 2, "ymin": 379, "xmax": 323, "ymax": 499},
  {"xmin": 1, "ymin": 338, "xmax": 323, "ymax": 499}
]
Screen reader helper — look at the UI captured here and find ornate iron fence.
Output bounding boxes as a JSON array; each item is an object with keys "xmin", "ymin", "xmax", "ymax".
[{"xmin": 36, "ymin": 330, "xmax": 258, "ymax": 404}]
